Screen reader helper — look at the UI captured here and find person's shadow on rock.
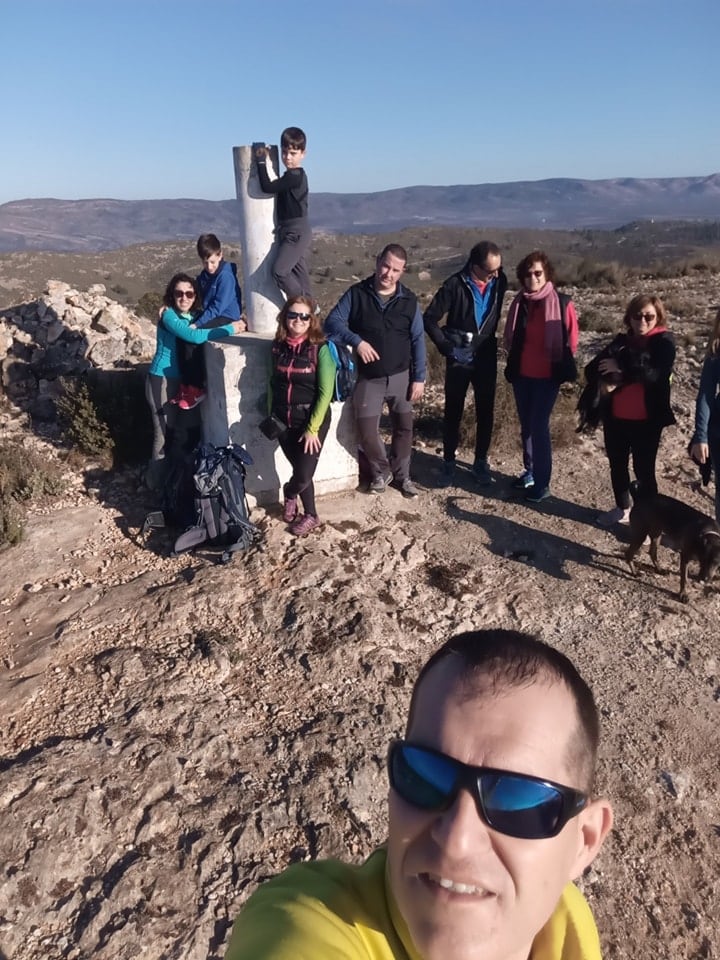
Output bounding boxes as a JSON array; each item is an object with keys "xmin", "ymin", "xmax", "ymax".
[{"xmin": 446, "ymin": 495, "xmax": 600, "ymax": 582}]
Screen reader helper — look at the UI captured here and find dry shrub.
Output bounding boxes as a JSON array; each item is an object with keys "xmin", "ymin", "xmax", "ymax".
[
  {"xmin": 678, "ymin": 330, "xmax": 697, "ymax": 348},
  {"xmin": 424, "ymin": 334, "xmax": 445, "ymax": 388},
  {"xmin": 661, "ymin": 294, "xmax": 692, "ymax": 318},
  {"xmin": 415, "ymin": 363, "xmax": 581, "ymax": 461},
  {"xmin": 488, "ymin": 376, "xmax": 519, "ymax": 460},
  {"xmin": 578, "ymin": 306, "xmax": 616, "ymax": 334},
  {"xmin": 0, "ymin": 442, "xmax": 67, "ymax": 547},
  {"xmin": 136, "ymin": 290, "xmax": 163, "ymax": 321},
  {"xmin": 566, "ymin": 258, "xmax": 627, "ymax": 288},
  {"xmin": 491, "ymin": 378, "xmax": 580, "ymax": 460},
  {"xmin": 551, "ymin": 385, "xmax": 583, "ymax": 449}
]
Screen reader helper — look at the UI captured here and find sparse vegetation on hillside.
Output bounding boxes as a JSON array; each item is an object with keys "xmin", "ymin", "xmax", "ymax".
[
  {"xmin": 2, "ymin": 221, "xmax": 720, "ymax": 316},
  {"xmin": 0, "ymin": 442, "xmax": 66, "ymax": 546}
]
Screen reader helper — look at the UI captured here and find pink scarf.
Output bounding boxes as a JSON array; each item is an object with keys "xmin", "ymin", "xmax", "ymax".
[
  {"xmin": 503, "ymin": 282, "xmax": 564, "ymax": 361},
  {"xmin": 285, "ymin": 334, "xmax": 308, "ymax": 351}
]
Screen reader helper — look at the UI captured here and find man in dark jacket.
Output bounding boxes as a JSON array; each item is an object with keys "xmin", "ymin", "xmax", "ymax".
[
  {"xmin": 324, "ymin": 244, "xmax": 426, "ymax": 498},
  {"xmin": 424, "ymin": 241, "xmax": 507, "ymax": 486}
]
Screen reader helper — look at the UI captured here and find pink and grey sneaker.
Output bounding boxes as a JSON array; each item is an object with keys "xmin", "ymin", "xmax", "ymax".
[
  {"xmin": 290, "ymin": 513, "xmax": 320, "ymax": 537},
  {"xmin": 283, "ymin": 496, "xmax": 298, "ymax": 523},
  {"xmin": 177, "ymin": 385, "xmax": 206, "ymax": 410},
  {"xmin": 170, "ymin": 384, "xmax": 191, "ymax": 406}
]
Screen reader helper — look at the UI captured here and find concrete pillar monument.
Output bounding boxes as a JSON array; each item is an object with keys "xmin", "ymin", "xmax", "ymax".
[{"xmin": 232, "ymin": 144, "xmax": 283, "ymax": 335}]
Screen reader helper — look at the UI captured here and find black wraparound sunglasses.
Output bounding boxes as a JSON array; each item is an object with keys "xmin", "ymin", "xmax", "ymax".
[{"xmin": 388, "ymin": 739, "xmax": 588, "ymax": 840}]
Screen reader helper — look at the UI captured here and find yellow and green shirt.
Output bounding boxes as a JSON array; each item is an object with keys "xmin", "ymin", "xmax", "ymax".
[{"xmin": 225, "ymin": 848, "xmax": 602, "ymax": 960}]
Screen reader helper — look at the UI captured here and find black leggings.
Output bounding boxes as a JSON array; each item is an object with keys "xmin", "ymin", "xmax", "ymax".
[
  {"xmin": 443, "ymin": 358, "xmax": 497, "ymax": 462},
  {"xmin": 603, "ymin": 418, "xmax": 663, "ymax": 508},
  {"xmin": 278, "ymin": 411, "xmax": 331, "ymax": 517}
]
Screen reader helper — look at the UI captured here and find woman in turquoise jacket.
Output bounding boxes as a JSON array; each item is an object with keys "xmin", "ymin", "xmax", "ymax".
[{"xmin": 145, "ymin": 272, "xmax": 242, "ymax": 489}]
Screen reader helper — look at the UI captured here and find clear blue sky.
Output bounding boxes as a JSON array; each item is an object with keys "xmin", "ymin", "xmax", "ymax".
[{"xmin": 2, "ymin": 0, "xmax": 718, "ymax": 204}]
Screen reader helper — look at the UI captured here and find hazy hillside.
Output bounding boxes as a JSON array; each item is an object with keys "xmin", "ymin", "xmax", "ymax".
[
  {"xmin": 1, "ymin": 173, "xmax": 719, "ymax": 253},
  {"xmin": 2, "ymin": 221, "xmax": 720, "ymax": 315}
]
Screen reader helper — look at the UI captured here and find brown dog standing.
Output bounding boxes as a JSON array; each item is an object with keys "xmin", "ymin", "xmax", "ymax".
[{"xmin": 625, "ymin": 492, "xmax": 720, "ymax": 602}]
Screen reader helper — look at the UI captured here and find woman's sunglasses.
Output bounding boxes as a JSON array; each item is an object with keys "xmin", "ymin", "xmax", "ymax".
[
  {"xmin": 174, "ymin": 290, "xmax": 195, "ymax": 300},
  {"xmin": 388, "ymin": 740, "xmax": 587, "ymax": 840},
  {"xmin": 287, "ymin": 310, "xmax": 311, "ymax": 321}
]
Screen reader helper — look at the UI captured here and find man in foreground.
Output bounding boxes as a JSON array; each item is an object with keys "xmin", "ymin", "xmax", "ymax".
[
  {"xmin": 324, "ymin": 243, "xmax": 426, "ymax": 498},
  {"xmin": 424, "ymin": 241, "xmax": 507, "ymax": 486},
  {"xmin": 225, "ymin": 629, "xmax": 614, "ymax": 960}
]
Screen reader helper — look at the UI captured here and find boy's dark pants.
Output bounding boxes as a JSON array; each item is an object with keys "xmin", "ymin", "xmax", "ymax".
[
  {"xmin": 603, "ymin": 417, "xmax": 663, "ymax": 508},
  {"xmin": 273, "ymin": 218, "xmax": 313, "ymax": 299},
  {"xmin": 443, "ymin": 340, "xmax": 497, "ymax": 464}
]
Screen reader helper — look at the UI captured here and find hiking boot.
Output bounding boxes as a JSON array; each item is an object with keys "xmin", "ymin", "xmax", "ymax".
[
  {"xmin": 178, "ymin": 385, "xmax": 206, "ymax": 410},
  {"xmin": 290, "ymin": 513, "xmax": 320, "ymax": 536},
  {"xmin": 394, "ymin": 478, "xmax": 419, "ymax": 499},
  {"xmin": 438, "ymin": 460, "xmax": 456, "ymax": 487},
  {"xmin": 283, "ymin": 496, "xmax": 298, "ymax": 523},
  {"xmin": 524, "ymin": 484, "xmax": 551, "ymax": 503},
  {"xmin": 472, "ymin": 458, "xmax": 493, "ymax": 486},
  {"xmin": 369, "ymin": 472, "xmax": 391, "ymax": 494},
  {"xmin": 597, "ymin": 506, "xmax": 631, "ymax": 527},
  {"xmin": 513, "ymin": 470, "xmax": 534, "ymax": 489}
]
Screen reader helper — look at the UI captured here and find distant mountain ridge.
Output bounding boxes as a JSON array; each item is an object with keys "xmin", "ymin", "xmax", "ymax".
[{"xmin": 2, "ymin": 174, "xmax": 719, "ymax": 253}]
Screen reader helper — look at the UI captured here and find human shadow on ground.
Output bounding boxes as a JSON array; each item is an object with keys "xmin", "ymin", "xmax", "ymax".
[
  {"xmin": 408, "ymin": 447, "xmax": 634, "ymax": 584},
  {"xmin": 410, "ymin": 447, "xmax": 604, "ymax": 528},
  {"xmin": 414, "ymin": 449, "xmax": 605, "ymax": 529},
  {"xmin": 444, "ymin": 493, "xmax": 599, "ymax": 582}
]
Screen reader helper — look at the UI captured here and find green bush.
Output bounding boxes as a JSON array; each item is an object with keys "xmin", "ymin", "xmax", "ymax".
[
  {"xmin": 57, "ymin": 370, "xmax": 152, "ymax": 465},
  {"xmin": 56, "ymin": 378, "xmax": 113, "ymax": 459}
]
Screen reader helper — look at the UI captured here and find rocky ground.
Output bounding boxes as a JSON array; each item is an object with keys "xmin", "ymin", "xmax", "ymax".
[{"xmin": 1, "ymin": 273, "xmax": 719, "ymax": 960}]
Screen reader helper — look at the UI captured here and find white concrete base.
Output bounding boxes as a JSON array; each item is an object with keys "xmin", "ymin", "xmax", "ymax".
[{"xmin": 201, "ymin": 333, "xmax": 358, "ymax": 506}]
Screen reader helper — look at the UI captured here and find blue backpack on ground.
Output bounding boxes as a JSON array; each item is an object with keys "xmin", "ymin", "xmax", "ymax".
[
  {"xmin": 325, "ymin": 340, "xmax": 357, "ymax": 402},
  {"xmin": 173, "ymin": 442, "xmax": 258, "ymax": 564}
]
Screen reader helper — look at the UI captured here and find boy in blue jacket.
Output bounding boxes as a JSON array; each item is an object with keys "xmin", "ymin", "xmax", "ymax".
[{"xmin": 173, "ymin": 233, "xmax": 246, "ymax": 409}]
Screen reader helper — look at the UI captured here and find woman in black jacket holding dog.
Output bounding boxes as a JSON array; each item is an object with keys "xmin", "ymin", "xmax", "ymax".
[{"xmin": 585, "ymin": 294, "xmax": 676, "ymax": 526}]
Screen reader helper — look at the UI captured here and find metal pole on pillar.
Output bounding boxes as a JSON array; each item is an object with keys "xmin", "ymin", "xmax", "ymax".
[{"xmin": 233, "ymin": 144, "xmax": 283, "ymax": 335}]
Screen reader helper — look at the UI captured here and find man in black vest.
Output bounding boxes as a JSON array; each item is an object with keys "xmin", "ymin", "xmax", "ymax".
[
  {"xmin": 325, "ymin": 244, "xmax": 426, "ymax": 497},
  {"xmin": 424, "ymin": 241, "xmax": 508, "ymax": 487}
]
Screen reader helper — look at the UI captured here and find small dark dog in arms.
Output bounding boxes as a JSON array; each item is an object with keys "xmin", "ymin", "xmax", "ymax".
[{"xmin": 625, "ymin": 484, "xmax": 720, "ymax": 603}]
